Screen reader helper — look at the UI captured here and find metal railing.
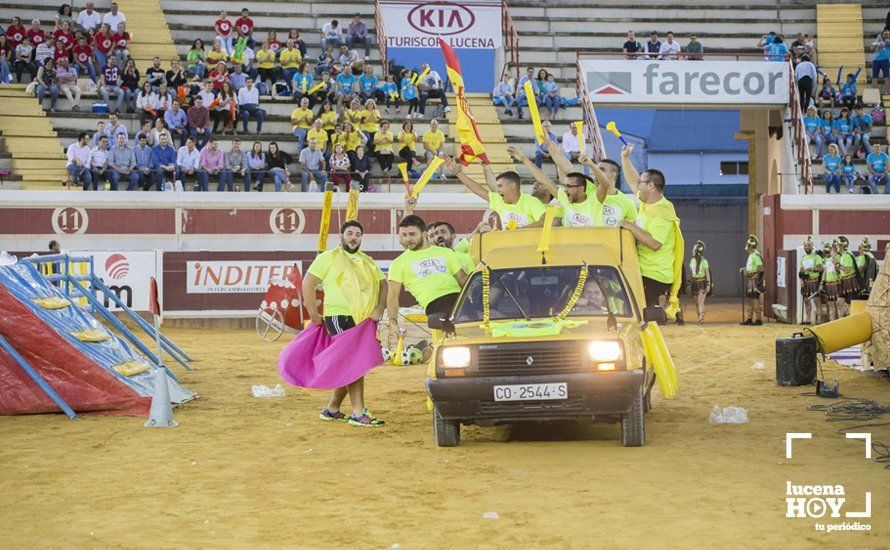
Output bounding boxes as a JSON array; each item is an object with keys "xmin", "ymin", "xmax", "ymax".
[
  {"xmin": 575, "ymin": 56, "xmax": 606, "ymax": 162},
  {"xmin": 374, "ymin": 0, "xmax": 388, "ymax": 75},
  {"xmin": 501, "ymin": 1, "xmax": 520, "ymax": 83},
  {"xmin": 786, "ymin": 59, "xmax": 813, "ymax": 194}
]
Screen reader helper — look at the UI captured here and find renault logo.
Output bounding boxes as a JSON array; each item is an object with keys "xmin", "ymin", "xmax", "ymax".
[{"xmin": 526, "ymin": 356, "xmax": 535, "ymax": 366}]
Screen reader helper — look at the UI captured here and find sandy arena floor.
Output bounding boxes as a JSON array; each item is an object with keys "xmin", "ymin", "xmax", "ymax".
[{"xmin": 1, "ymin": 303, "xmax": 889, "ymax": 548}]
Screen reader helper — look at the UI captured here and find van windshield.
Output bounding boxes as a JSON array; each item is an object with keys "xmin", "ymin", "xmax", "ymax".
[{"xmin": 452, "ymin": 265, "xmax": 632, "ymax": 323}]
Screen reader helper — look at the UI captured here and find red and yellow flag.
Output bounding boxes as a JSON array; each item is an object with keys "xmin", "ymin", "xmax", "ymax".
[{"xmin": 438, "ymin": 39, "xmax": 488, "ymax": 166}]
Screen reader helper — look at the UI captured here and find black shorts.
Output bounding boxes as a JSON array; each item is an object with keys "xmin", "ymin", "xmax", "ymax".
[
  {"xmin": 324, "ymin": 315, "xmax": 356, "ymax": 337},
  {"xmin": 425, "ymin": 293, "xmax": 460, "ymax": 317},
  {"xmin": 641, "ymin": 276, "xmax": 671, "ymax": 307}
]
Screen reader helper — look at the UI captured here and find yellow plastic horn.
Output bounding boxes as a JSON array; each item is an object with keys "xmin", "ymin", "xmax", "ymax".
[
  {"xmin": 412, "ymin": 156, "xmax": 444, "ymax": 197},
  {"xmin": 606, "ymin": 121, "xmax": 629, "ymax": 145},
  {"xmin": 411, "ymin": 66, "xmax": 430, "ymax": 86},
  {"xmin": 574, "ymin": 121, "xmax": 585, "ymax": 158},
  {"xmin": 317, "ymin": 183, "xmax": 334, "ymax": 252},
  {"xmin": 306, "ymin": 82, "xmax": 325, "ymax": 95},
  {"xmin": 396, "ymin": 162, "xmax": 411, "ymax": 194},
  {"xmin": 523, "ymin": 80, "xmax": 545, "ymax": 145},
  {"xmin": 345, "ymin": 182, "xmax": 360, "ymax": 221}
]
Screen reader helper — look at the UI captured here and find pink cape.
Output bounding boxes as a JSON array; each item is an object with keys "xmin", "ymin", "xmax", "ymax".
[{"xmin": 277, "ymin": 320, "xmax": 383, "ymax": 390}]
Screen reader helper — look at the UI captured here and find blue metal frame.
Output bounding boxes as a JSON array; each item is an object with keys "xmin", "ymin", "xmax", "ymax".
[{"xmin": 0, "ymin": 333, "xmax": 78, "ymax": 420}]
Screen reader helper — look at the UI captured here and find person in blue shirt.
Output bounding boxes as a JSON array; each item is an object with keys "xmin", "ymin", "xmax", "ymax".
[
  {"xmin": 533, "ymin": 119, "xmax": 559, "ymax": 168},
  {"xmin": 819, "ymin": 109, "xmax": 836, "ymax": 154},
  {"xmin": 380, "ymin": 73, "xmax": 399, "ymax": 114},
  {"xmin": 822, "ymin": 143, "xmax": 842, "ymax": 193},
  {"xmin": 872, "ymin": 29, "xmax": 890, "ymax": 80},
  {"xmin": 839, "ymin": 69, "xmax": 861, "ymax": 110},
  {"xmin": 866, "ymin": 142, "xmax": 889, "ymax": 194},
  {"xmin": 399, "ymin": 69, "xmax": 419, "ymax": 119},
  {"xmin": 767, "ymin": 36, "xmax": 788, "ymax": 62},
  {"xmin": 802, "ymin": 106, "xmax": 823, "ymax": 157},
  {"xmin": 163, "ymin": 100, "xmax": 189, "ymax": 146},
  {"xmin": 542, "ymin": 73, "xmax": 560, "ymax": 120},
  {"xmin": 851, "ymin": 104, "xmax": 873, "ymax": 157},
  {"xmin": 515, "ymin": 66, "xmax": 535, "ymax": 120},
  {"xmin": 493, "ymin": 73, "xmax": 516, "ymax": 117},
  {"xmin": 817, "ymin": 77, "xmax": 839, "ymax": 108},
  {"xmin": 290, "ymin": 63, "xmax": 313, "ymax": 104},
  {"xmin": 832, "ymin": 107, "xmax": 853, "ymax": 156},
  {"xmin": 335, "ymin": 65, "xmax": 357, "ymax": 110},
  {"xmin": 150, "ymin": 132, "xmax": 177, "ymax": 189},
  {"xmin": 840, "ymin": 154, "xmax": 858, "ymax": 192},
  {"xmin": 358, "ymin": 65, "xmax": 379, "ymax": 102}
]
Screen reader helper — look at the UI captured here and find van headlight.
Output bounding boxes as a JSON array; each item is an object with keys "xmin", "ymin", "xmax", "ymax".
[
  {"xmin": 588, "ymin": 340, "xmax": 622, "ymax": 362},
  {"xmin": 440, "ymin": 346, "xmax": 471, "ymax": 368}
]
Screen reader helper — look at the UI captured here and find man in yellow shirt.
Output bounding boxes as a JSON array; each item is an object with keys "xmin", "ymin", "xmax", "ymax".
[
  {"xmin": 618, "ymin": 145, "xmax": 684, "ymax": 324},
  {"xmin": 387, "ymin": 215, "xmax": 468, "ymax": 342},
  {"xmin": 421, "ymin": 118, "xmax": 447, "ymax": 180},
  {"xmin": 303, "ymin": 220, "xmax": 386, "ymax": 427},
  {"xmin": 279, "ymin": 39, "xmax": 302, "ymax": 84},
  {"xmin": 443, "ymin": 155, "xmax": 545, "ymax": 230},
  {"xmin": 306, "ymin": 119, "xmax": 328, "ymax": 152},
  {"xmin": 290, "ymin": 96, "xmax": 313, "ymax": 151}
]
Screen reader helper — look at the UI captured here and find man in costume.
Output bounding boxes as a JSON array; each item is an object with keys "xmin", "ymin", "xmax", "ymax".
[
  {"xmin": 740, "ymin": 235, "xmax": 764, "ymax": 325},
  {"xmin": 835, "ymin": 235, "xmax": 860, "ymax": 317},
  {"xmin": 618, "ymin": 145, "xmax": 685, "ymax": 324},
  {"xmin": 688, "ymin": 240, "xmax": 711, "ymax": 325},
  {"xmin": 302, "ymin": 220, "xmax": 386, "ymax": 427},
  {"xmin": 856, "ymin": 237, "xmax": 878, "ymax": 298},
  {"xmin": 820, "ymin": 241, "xmax": 842, "ymax": 322},
  {"xmin": 798, "ymin": 236, "xmax": 823, "ymax": 325}
]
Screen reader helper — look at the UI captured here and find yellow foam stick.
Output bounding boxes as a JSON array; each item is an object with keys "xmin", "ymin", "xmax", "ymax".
[
  {"xmin": 411, "ymin": 155, "xmax": 444, "ymax": 197},
  {"xmin": 536, "ymin": 206, "xmax": 557, "ymax": 254},
  {"xmin": 307, "ymin": 82, "xmax": 325, "ymax": 95},
  {"xmin": 411, "ymin": 66, "xmax": 430, "ymax": 86},
  {"xmin": 392, "ymin": 329, "xmax": 406, "ymax": 365},
  {"xmin": 317, "ymin": 183, "xmax": 334, "ymax": 252},
  {"xmin": 523, "ymin": 80, "xmax": 544, "ymax": 144},
  {"xmin": 396, "ymin": 162, "xmax": 411, "ymax": 194},
  {"xmin": 301, "ymin": 77, "xmax": 308, "ymax": 92},
  {"xmin": 574, "ymin": 121, "xmax": 585, "ymax": 157},
  {"xmin": 345, "ymin": 184, "xmax": 360, "ymax": 221}
]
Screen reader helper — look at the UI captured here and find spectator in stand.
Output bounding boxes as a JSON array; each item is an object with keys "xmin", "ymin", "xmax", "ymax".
[
  {"xmin": 817, "ymin": 77, "xmax": 839, "ymax": 108},
  {"xmin": 98, "ymin": 53, "xmax": 124, "ymax": 113},
  {"xmin": 13, "ymin": 36, "xmax": 35, "ymax": 83},
  {"xmin": 247, "ymin": 141, "xmax": 266, "ymax": 190},
  {"xmin": 155, "ymin": 82, "xmax": 173, "ymax": 118},
  {"xmin": 144, "ymin": 56, "xmax": 164, "ymax": 91},
  {"xmin": 207, "ymin": 39, "xmax": 228, "ymax": 71},
  {"xmin": 872, "ymin": 30, "xmax": 890, "ymax": 81},
  {"xmin": 803, "ymin": 106, "xmax": 822, "ymax": 156},
  {"xmin": 337, "ymin": 44, "xmax": 362, "ymax": 74},
  {"xmin": 66, "ymin": 132, "xmax": 92, "ymax": 189},
  {"xmin": 352, "ymin": 145, "xmax": 372, "ymax": 190},
  {"xmin": 623, "ymin": 31, "xmax": 642, "ymax": 59},
  {"xmin": 91, "ymin": 120, "xmax": 108, "ymax": 147},
  {"xmin": 121, "ymin": 58, "xmax": 139, "ymax": 112},
  {"xmin": 418, "ymin": 63, "xmax": 450, "ymax": 118},
  {"xmin": 215, "ymin": 11, "xmax": 234, "ymax": 55},
  {"xmin": 343, "ymin": 120, "xmax": 365, "ymax": 159},
  {"xmin": 209, "ymin": 61, "xmax": 229, "ymax": 92},
  {"xmin": 264, "ymin": 142, "xmax": 292, "ymax": 192},
  {"xmin": 397, "ymin": 120, "xmax": 418, "ymax": 177},
  {"xmin": 291, "ymin": 96, "xmax": 313, "ymax": 151},
  {"xmin": 102, "ymin": 3, "xmax": 125, "ymax": 33},
  {"xmin": 766, "ymin": 35, "xmax": 788, "ymax": 62},
  {"xmin": 187, "ymin": 39, "xmax": 206, "ymax": 79},
  {"xmin": 133, "ymin": 133, "xmax": 155, "ymax": 190},
  {"xmin": 534, "ymin": 69, "xmax": 548, "ymax": 101},
  {"xmin": 266, "ymin": 31, "xmax": 282, "ymax": 54},
  {"xmin": 53, "ymin": 20, "xmax": 75, "ymax": 57},
  {"xmin": 374, "ymin": 120, "xmax": 394, "ymax": 177},
  {"xmin": 55, "ymin": 56, "xmax": 80, "ymax": 110},
  {"xmin": 280, "ymin": 40, "xmax": 302, "ymax": 85},
  {"xmin": 93, "ymin": 23, "xmax": 113, "ymax": 74},
  {"xmin": 235, "ymin": 9, "xmax": 254, "ymax": 48},
  {"xmin": 378, "ymin": 73, "xmax": 398, "ymax": 114},
  {"xmin": 360, "ymin": 98, "xmax": 380, "ymax": 154},
  {"xmin": 111, "ymin": 22, "xmax": 130, "ymax": 67},
  {"xmin": 834, "ymin": 107, "xmax": 854, "ymax": 156},
  {"xmin": 215, "ymin": 81, "xmax": 237, "ymax": 135},
  {"xmin": 400, "ymin": 69, "xmax": 420, "ymax": 120},
  {"xmin": 658, "ymin": 32, "xmax": 681, "ymax": 60},
  {"xmin": 348, "ymin": 14, "xmax": 371, "ymax": 61},
  {"xmin": 71, "ymin": 34, "xmax": 96, "ymax": 82},
  {"xmin": 358, "ymin": 65, "xmax": 379, "ymax": 102},
  {"xmin": 839, "ymin": 70, "xmax": 861, "ymax": 110},
  {"xmin": 288, "ymin": 29, "xmax": 308, "ymax": 59},
  {"xmin": 89, "ymin": 134, "xmax": 111, "ymax": 190},
  {"xmin": 238, "ymin": 77, "xmax": 264, "ymax": 134},
  {"xmin": 795, "ymin": 54, "xmax": 817, "ymax": 110},
  {"xmin": 0, "ymin": 35, "xmax": 10, "ymax": 85},
  {"xmin": 852, "ymin": 104, "xmax": 872, "ymax": 158},
  {"xmin": 307, "ymin": 118, "xmax": 328, "ymax": 152},
  {"xmin": 230, "ymin": 63, "xmax": 247, "ymax": 90},
  {"xmin": 175, "ymin": 136, "xmax": 202, "ymax": 190},
  {"xmin": 534, "ymin": 119, "xmax": 559, "ymax": 168},
  {"xmin": 150, "ymin": 132, "xmax": 177, "ymax": 188},
  {"xmin": 315, "ymin": 44, "xmax": 335, "ymax": 76},
  {"xmin": 319, "ymin": 101, "xmax": 338, "ymax": 138},
  {"xmin": 790, "ymin": 33, "xmax": 816, "ymax": 65},
  {"xmin": 329, "ymin": 143, "xmax": 351, "ymax": 188},
  {"xmin": 166, "ymin": 58, "xmax": 187, "ymax": 90},
  {"xmin": 255, "ymin": 41, "xmax": 278, "ymax": 94},
  {"xmin": 421, "ymin": 118, "xmax": 446, "ymax": 179},
  {"xmin": 107, "ymin": 112, "xmax": 128, "ymax": 142},
  {"xmin": 187, "ymin": 95, "xmax": 211, "ymax": 149},
  {"xmin": 685, "ymin": 34, "xmax": 703, "ymax": 60},
  {"xmin": 35, "ymin": 37, "xmax": 54, "ymax": 67},
  {"xmin": 109, "ymin": 132, "xmax": 138, "ymax": 190},
  {"xmin": 866, "ymin": 143, "xmax": 889, "ymax": 194},
  {"xmin": 35, "ymin": 57, "xmax": 59, "ymax": 112},
  {"xmin": 198, "ymin": 137, "xmax": 224, "ymax": 191},
  {"xmin": 299, "ymin": 136, "xmax": 326, "ymax": 191},
  {"xmin": 819, "ymin": 109, "xmax": 837, "ymax": 156},
  {"xmin": 644, "ymin": 32, "xmax": 661, "ymax": 60},
  {"xmin": 74, "ymin": 2, "xmax": 100, "ymax": 34},
  {"xmin": 290, "ymin": 62, "xmax": 313, "ymax": 103},
  {"xmin": 56, "ymin": 4, "xmax": 74, "ymax": 26},
  {"xmin": 515, "ymin": 66, "xmax": 535, "ymax": 119},
  {"xmin": 322, "ymin": 19, "xmax": 343, "ymax": 52},
  {"xmin": 7, "ymin": 17, "xmax": 26, "ymax": 49},
  {"xmin": 164, "ymin": 99, "xmax": 188, "ymax": 146},
  {"xmin": 27, "ymin": 19, "xmax": 46, "ymax": 48},
  {"xmin": 562, "ymin": 123, "xmax": 581, "ymax": 162},
  {"xmin": 222, "ymin": 138, "xmax": 249, "ymax": 192},
  {"xmin": 310, "ymin": 70, "xmax": 335, "ymax": 106},
  {"xmin": 493, "ymin": 74, "xmax": 515, "ymax": 116},
  {"xmin": 542, "ymin": 73, "xmax": 560, "ymax": 120},
  {"xmin": 841, "ymin": 155, "xmax": 858, "ymax": 192},
  {"xmin": 336, "ymin": 65, "xmax": 358, "ymax": 109},
  {"xmin": 822, "ymin": 143, "xmax": 842, "ymax": 193}
]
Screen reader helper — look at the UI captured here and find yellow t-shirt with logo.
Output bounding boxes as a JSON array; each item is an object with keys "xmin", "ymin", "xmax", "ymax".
[
  {"xmin": 331, "ymin": 132, "xmax": 348, "ymax": 150},
  {"xmin": 207, "ymin": 49, "xmax": 228, "ymax": 66},
  {"xmin": 279, "ymin": 48, "xmax": 302, "ymax": 69},
  {"xmin": 361, "ymin": 108, "xmax": 380, "ymax": 133},
  {"xmin": 594, "ymin": 191, "xmax": 637, "ymax": 228},
  {"xmin": 344, "ymin": 108, "xmax": 363, "ymax": 128},
  {"xmin": 375, "ymin": 130, "xmax": 394, "ymax": 154},
  {"xmin": 290, "ymin": 107, "xmax": 313, "ymax": 131},
  {"xmin": 636, "ymin": 196, "xmax": 676, "ymax": 284},
  {"xmin": 387, "ymin": 246, "xmax": 463, "ymax": 309},
  {"xmin": 320, "ymin": 110, "xmax": 339, "ymax": 131},
  {"xmin": 345, "ymin": 131, "xmax": 364, "ymax": 152},
  {"xmin": 307, "ymin": 128, "xmax": 328, "ymax": 150},
  {"xmin": 397, "ymin": 131, "xmax": 417, "ymax": 152},
  {"xmin": 488, "ymin": 191, "xmax": 546, "ymax": 229},
  {"xmin": 555, "ymin": 182, "xmax": 597, "ymax": 227},
  {"xmin": 422, "ymin": 129, "xmax": 446, "ymax": 152},
  {"xmin": 256, "ymin": 49, "xmax": 276, "ymax": 70},
  {"xmin": 308, "ymin": 249, "xmax": 384, "ymax": 317}
]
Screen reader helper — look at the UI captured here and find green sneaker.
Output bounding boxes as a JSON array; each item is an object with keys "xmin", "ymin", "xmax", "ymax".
[{"xmin": 348, "ymin": 413, "xmax": 385, "ymax": 427}]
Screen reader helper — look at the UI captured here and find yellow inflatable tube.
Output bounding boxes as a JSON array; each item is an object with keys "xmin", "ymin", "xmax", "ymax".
[
  {"xmin": 806, "ymin": 311, "xmax": 873, "ymax": 354},
  {"xmin": 641, "ymin": 323, "xmax": 678, "ymax": 399}
]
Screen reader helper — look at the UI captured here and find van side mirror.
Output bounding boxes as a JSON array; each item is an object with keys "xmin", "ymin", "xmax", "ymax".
[
  {"xmin": 643, "ymin": 306, "xmax": 666, "ymax": 324},
  {"xmin": 428, "ymin": 313, "xmax": 452, "ymax": 331}
]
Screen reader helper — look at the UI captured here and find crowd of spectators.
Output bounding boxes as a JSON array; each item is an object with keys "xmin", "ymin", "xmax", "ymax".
[
  {"xmin": 492, "ymin": 66, "xmax": 566, "ymax": 120},
  {"xmin": 621, "ymin": 31, "xmax": 704, "ymax": 60}
]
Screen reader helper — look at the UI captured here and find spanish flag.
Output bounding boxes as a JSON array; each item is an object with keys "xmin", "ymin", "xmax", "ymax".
[{"xmin": 438, "ymin": 39, "xmax": 488, "ymax": 166}]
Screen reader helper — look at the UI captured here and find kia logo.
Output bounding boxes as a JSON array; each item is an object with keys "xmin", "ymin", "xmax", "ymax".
[
  {"xmin": 105, "ymin": 253, "xmax": 130, "ymax": 280},
  {"xmin": 408, "ymin": 3, "xmax": 475, "ymax": 36}
]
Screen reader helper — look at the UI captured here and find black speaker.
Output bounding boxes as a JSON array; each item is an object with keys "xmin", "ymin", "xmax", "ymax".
[{"xmin": 775, "ymin": 335, "xmax": 817, "ymax": 386}]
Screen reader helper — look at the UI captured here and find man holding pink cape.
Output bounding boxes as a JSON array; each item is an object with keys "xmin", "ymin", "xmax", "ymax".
[{"xmin": 302, "ymin": 220, "xmax": 387, "ymax": 427}]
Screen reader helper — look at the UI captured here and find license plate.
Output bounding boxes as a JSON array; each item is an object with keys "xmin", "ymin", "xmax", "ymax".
[{"xmin": 493, "ymin": 383, "xmax": 568, "ymax": 402}]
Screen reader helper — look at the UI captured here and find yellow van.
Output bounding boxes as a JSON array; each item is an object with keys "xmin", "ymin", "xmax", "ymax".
[{"xmin": 426, "ymin": 226, "xmax": 677, "ymax": 447}]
